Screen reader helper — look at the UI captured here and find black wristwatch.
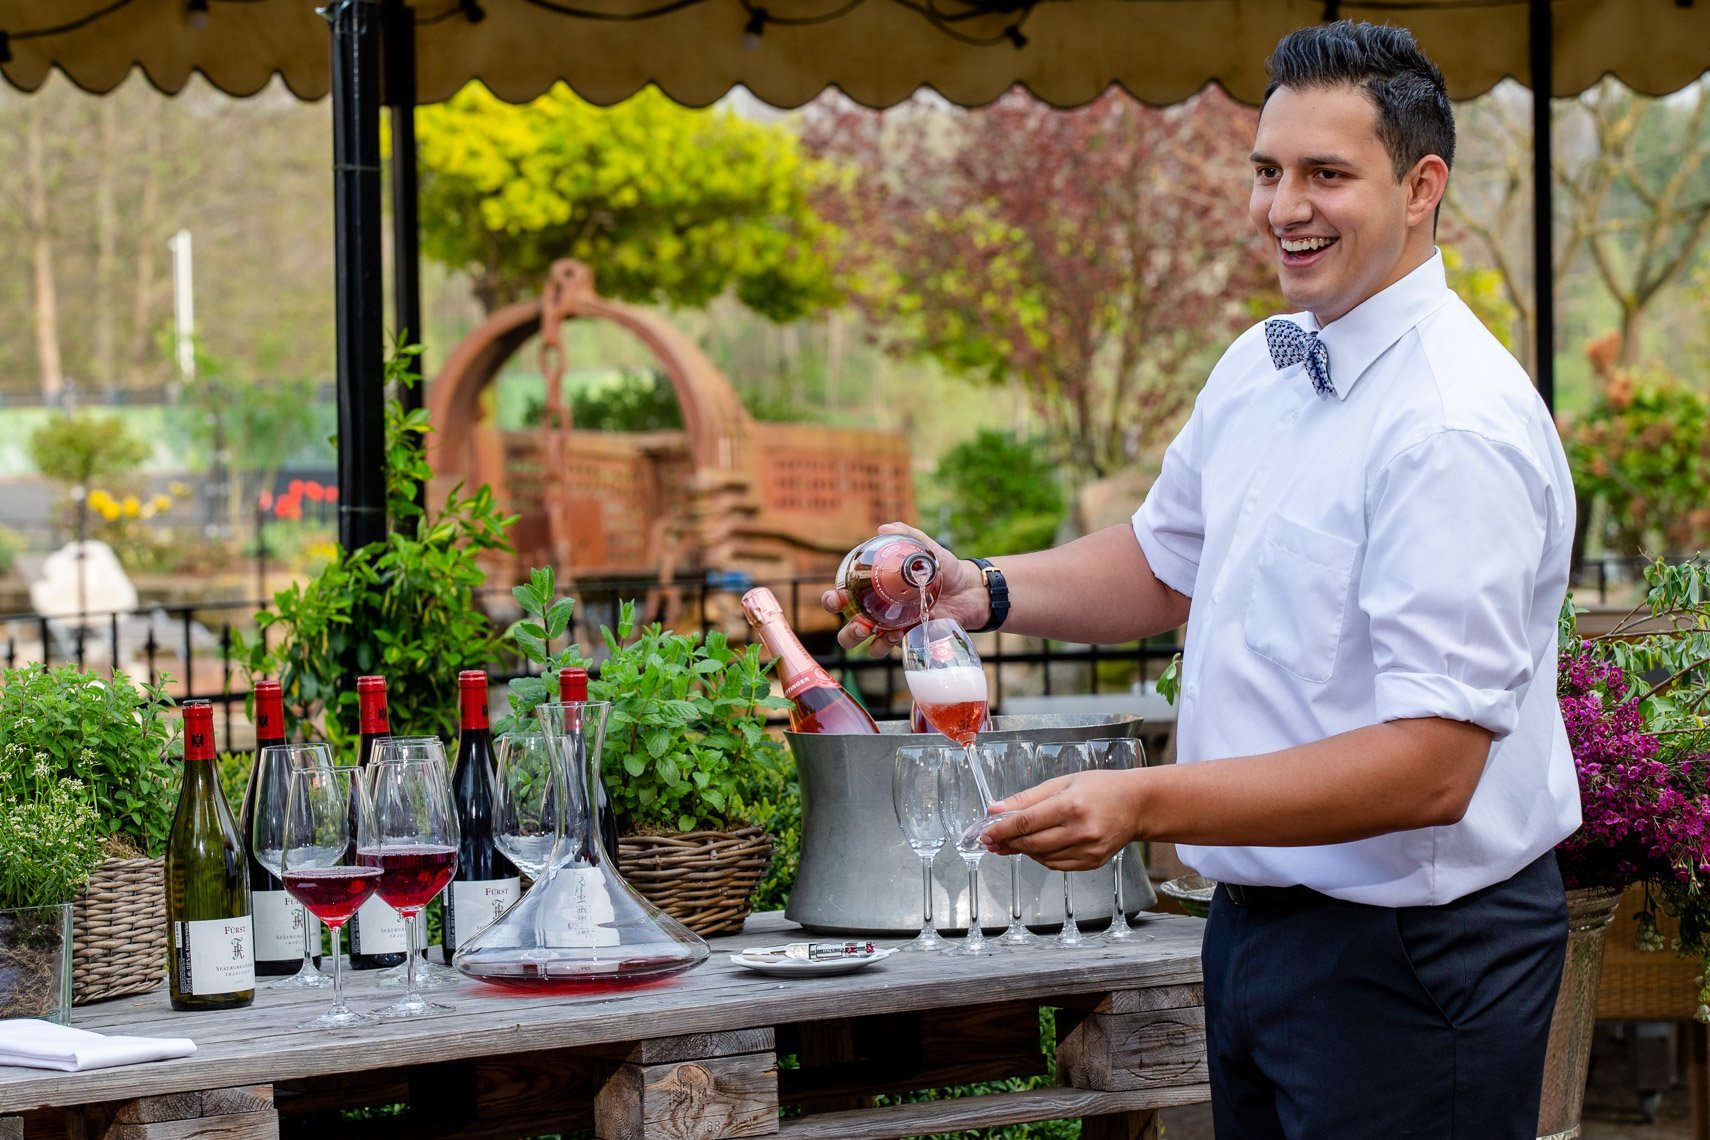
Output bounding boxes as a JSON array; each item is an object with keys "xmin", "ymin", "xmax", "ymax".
[{"xmin": 968, "ymin": 558, "xmax": 1010, "ymax": 633}]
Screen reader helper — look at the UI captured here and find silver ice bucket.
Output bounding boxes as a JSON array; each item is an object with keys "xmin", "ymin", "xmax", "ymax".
[{"xmin": 784, "ymin": 715, "xmax": 1157, "ymax": 934}]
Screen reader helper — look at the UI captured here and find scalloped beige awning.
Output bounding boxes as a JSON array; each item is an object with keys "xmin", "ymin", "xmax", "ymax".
[{"xmin": 4, "ymin": 0, "xmax": 1708, "ymax": 108}]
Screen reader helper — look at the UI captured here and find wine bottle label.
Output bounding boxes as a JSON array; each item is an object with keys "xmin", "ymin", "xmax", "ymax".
[
  {"xmin": 545, "ymin": 868, "xmax": 620, "ymax": 946},
  {"xmin": 783, "ymin": 667, "xmax": 838, "ymax": 700},
  {"xmin": 252, "ymin": 889, "xmax": 314, "ymax": 962},
  {"xmin": 174, "ymin": 916, "xmax": 256, "ymax": 996},
  {"xmin": 444, "ymin": 877, "xmax": 520, "ymax": 952},
  {"xmin": 350, "ymin": 894, "xmax": 409, "ymax": 953}
]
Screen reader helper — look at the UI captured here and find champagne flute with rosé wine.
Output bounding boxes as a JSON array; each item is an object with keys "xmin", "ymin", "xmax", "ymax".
[{"xmin": 903, "ymin": 618, "xmax": 1011, "ymax": 842}]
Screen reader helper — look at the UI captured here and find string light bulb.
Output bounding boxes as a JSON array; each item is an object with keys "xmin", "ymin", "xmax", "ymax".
[{"xmin": 742, "ymin": 7, "xmax": 767, "ymax": 51}]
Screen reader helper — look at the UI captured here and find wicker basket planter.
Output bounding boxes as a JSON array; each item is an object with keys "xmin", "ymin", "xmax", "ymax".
[
  {"xmin": 71, "ymin": 856, "xmax": 166, "ymax": 1005},
  {"xmin": 617, "ymin": 827, "xmax": 773, "ymax": 937}
]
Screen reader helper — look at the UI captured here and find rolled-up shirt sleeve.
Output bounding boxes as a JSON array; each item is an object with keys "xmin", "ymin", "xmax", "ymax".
[
  {"xmin": 1360, "ymin": 429, "xmax": 1557, "ymax": 740},
  {"xmin": 1132, "ymin": 405, "xmax": 1205, "ymax": 598}
]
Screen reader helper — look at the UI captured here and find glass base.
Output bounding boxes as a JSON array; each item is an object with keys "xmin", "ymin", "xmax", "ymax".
[
  {"xmin": 376, "ymin": 956, "xmax": 461, "ymax": 989},
  {"xmin": 997, "ymin": 920, "xmax": 1038, "ymax": 946},
  {"xmin": 268, "ymin": 962, "xmax": 333, "ymax": 989},
  {"xmin": 374, "ymin": 994, "xmax": 455, "ymax": 1019},
  {"xmin": 298, "ymin": 1005, "xmax": 375, "ymax": 1030},
  {"xmin": 948, "ymin": 934, "xmax": 1000, "ymax": 957},
  {"xmin": 1053, "ymin": 923, "xmax": 1090, "ymax": 949},
  {"xmin": 902, "ymin": 927, "xmax": 948, "ymax": 952}
]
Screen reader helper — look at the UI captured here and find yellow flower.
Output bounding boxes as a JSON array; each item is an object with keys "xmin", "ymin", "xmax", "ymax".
[
  {"xmin": 86, "ymin": 489, "xmax": 115, "ymax": 513},
  {"xmin": 150, "ymin": 494, "xmax": 173, "ymax": 513},
  {"xmin": 122, "ymin": 495, "xmax": 141, "ymax": 518},
  {"xmin": 98, "ymin": 503, "xmax": 121, "ymax": 522},
  {"xmin": 169, "ymin": 481, "xmax": 190, "ymax": 497}
]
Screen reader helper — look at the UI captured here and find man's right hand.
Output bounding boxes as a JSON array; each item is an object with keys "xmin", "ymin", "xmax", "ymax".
[{"xmin": 819, "ymin": 522, "xmax": 991, "ymax": 656}]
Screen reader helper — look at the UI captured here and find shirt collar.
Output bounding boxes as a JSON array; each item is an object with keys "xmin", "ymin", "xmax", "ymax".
[{"xmin": 1289, "ymin": 249, "xmax": 1451, "ymax": 401}]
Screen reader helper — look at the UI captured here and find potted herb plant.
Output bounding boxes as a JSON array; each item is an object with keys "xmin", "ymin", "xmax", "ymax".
[
  {"xmin": 503, "ymin": 569, "xmax": 792, "ymax": 935},
  {"xmin": 0, "ymin": 756, "xmax": 106, "ymax": 1024},
  {"xmin": 0, "ymin": 663, "xmax": 176, "ymax": 1006}
]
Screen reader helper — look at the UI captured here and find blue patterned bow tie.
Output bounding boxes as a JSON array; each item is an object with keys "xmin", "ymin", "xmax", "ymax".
[{"xmin": 1264, "ymin": 319, "xmax": 1336, "ymax": 400}]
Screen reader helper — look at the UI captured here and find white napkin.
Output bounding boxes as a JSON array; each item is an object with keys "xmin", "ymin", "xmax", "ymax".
[{"xmin": 0, "ymin": 1020, "xmax": 196, "ymax": 1072}]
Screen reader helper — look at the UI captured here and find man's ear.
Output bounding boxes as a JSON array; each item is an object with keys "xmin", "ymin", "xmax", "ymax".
[{"xmin": 1405, "ymin": 155, "xmax": 1450, "ymax": 229}]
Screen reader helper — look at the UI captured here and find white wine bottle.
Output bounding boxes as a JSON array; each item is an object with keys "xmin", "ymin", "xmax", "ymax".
[{"xmin": 166, "ymin": 700, "xmax": 256, "ymax": 1010}]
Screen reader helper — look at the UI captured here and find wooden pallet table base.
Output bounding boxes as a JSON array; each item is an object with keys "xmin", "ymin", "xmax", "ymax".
[{"xmin": 0, "ymin": 913, "xmax": 1209, "ymax": 1140}]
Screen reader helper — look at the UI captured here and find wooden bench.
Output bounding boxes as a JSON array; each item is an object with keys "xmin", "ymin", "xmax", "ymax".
[{"xmin": 0, "ymin": 912, "xmax": 1208, "ymax": 1140}]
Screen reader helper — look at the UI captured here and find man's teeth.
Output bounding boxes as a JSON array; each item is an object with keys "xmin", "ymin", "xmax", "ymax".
[{"xmin": 1281, "ymin": 237, "xmax": 1334, "ymax": 253}]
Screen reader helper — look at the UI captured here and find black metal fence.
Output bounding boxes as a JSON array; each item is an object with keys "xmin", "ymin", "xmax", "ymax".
[{"xmin": 0, "ymin": 574, "xmax": 1182, "ymax": 744}]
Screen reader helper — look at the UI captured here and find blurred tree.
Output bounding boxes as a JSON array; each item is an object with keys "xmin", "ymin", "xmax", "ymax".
[
  {"xmin": 414, "ymin": 84, "xmax": 845, "ymax": 320},
  {"xmin": 929, "ymin": 430, "xmax": 1065, "ymax": 556},
  {"xmin": 804, "ymin": 87, "xmax": 1279, "ymax": 483},
  {"xmin": 27, "ymin": 413, "xmax": 151, "ymax": 489}
]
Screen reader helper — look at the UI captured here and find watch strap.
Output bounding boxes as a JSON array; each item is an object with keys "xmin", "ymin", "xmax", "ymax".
[{"xmin": 969, "ymin": 557, "xmax": 1010, "ymax": 633}]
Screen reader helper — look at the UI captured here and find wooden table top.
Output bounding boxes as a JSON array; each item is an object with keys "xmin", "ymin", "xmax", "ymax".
[{"xmin": 0, "ymin": 911, "xmax": 1205, "ymax": 1115}]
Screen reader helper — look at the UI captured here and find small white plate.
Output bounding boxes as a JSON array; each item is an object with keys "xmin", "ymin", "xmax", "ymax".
[{"xmin": 728, "ymin": 948, "xmax": 896, "ymax": 978}]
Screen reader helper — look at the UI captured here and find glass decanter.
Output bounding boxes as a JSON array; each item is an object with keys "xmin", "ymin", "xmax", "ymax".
[{"xmin": 452, "ymin": 700, "xmax": 709, "ymax": 989}]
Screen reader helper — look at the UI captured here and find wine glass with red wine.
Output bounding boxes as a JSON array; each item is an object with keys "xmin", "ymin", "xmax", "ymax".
[
  {"xmin": 904, "ymin": 619, "xmax": 1010, "ymax": 841},
  {"xmin": 251, "ymin": 742, "xmax": 333, "ymax": 988},
  {"xmin": 280, "ymin": 762, "xmax": 380, "ymax": 1029},
  {"xmin": 361, "ymin": 737, "xmax": 461, "ymax": 1019}
]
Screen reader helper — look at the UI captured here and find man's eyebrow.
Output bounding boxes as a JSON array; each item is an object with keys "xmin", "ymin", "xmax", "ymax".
[{"xmin": 1248, "ymin": 151, "xmax": 1356, "ymax": 168}]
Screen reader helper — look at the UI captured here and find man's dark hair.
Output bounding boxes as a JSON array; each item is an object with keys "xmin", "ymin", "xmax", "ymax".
[{"xmin": 1264, "ymin": 20, "xmax": 1455, "ymax": 181}]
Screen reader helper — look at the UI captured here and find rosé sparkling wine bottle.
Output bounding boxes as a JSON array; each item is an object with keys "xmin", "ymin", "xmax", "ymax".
[
  {"xmin": 835, "ymin": 534, "xmax": 941, "ymax": 632},
  {"xmin": 741, "ymin": 586, "xmax": 879, "ymax": 734}
]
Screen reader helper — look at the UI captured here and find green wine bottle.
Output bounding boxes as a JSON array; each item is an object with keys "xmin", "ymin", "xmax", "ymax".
[{"xmin": 166, "ymin": 700, "xmax": 256, "ymax": 1010}]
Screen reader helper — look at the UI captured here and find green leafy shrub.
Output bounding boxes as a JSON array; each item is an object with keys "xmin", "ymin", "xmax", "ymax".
[
  {"xmin": 0, "ymin": 665, "xmax": 179, "ymax": 856},
  {"xmin": 526, "ymin": 367, "xmax": 685, "ymax": 433},
  {"xmin": 1563, "ymin": 332, "xmax": 1710, "ymax": 557},
  {"xmin": 930, "ymin": 431, "xmax": 1066, "ymax": 556},
  {"xmin": 501, "ymin": 569, "xmax": 791, "ymax": 835},
  {"xmin": 239, "ymin": 347, "xmax": 517, "ymax": 745},
  {"xmin": 27, "ymin": 413, "xmax": 152, "ymax": 489}
]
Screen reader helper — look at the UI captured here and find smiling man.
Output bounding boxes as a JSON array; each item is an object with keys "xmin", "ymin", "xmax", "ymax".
[{"xmin": 826, "ymin": 19, "xmax": 1581, "ymax": 1139}]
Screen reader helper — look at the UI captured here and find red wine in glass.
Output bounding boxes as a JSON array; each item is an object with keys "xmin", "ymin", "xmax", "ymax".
[
  {"xmin": 361, "ymin": 845, "xmax": 458, "ymax": 913},
  {"xmin": 285, "ymin": 866, "xmax": 383, "ymax": 927}
]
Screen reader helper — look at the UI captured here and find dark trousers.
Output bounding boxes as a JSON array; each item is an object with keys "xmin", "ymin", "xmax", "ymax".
[{"xmin": 1203, "ymin": 852, "xmax": 1568, "ymax": 1139}]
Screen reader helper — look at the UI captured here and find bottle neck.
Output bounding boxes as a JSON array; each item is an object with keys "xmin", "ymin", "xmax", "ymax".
[
  {"xmin": 184, "ymin": 714, "xmax": 217, "ymax": 762},
  {"xmin": 752, "ymin": 617, "xmax": 835, "ymax": 696},
  {"xmin": 254, "ymin": 689, "xmax": 285, "ymax": 746},
  {"xmin": 359, "ymin": 690, "xmax": 390, "ymax": 736},
  {"xmin": 459, "ymin": 684, "xmax": 489, "ymax": 731}
]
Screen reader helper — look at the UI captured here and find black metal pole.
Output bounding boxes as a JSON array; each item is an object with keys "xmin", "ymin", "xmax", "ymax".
[
  {"xmin": 1530, "ymin": 0, "xmax": 1555, "ymax": 412},
  {"xmin": 382, "ymin": 0, "xmax": 428, "ymax": 518},
  {"xmin": 328, "ymin": 0, "xmax": 388, "ymax": 554}
]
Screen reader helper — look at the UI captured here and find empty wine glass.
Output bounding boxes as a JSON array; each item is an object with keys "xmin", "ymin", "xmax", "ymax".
[
  {"xmin": 280, "ymin": 761, "xmax": 380, "ymax": 1029},
  {"xmin": 980, "ymin": 740, "xmax": 1042, "ymax": 947},
  {"xmin": 937, "ymin": 745, "xmax": 1000, "ymax": 957},
  {"xmin": 1036, "ymin": 741, "xmax": 1092, "ymax": 949},
  {"xmin": 493, "ymin": 730, "xmax": 565, "ymax": 880},
  {"xmin": 251, "ymin": 742, "xmax": 333, "ymax": 989},
  {"xmin": 1087, "ymin": 738, "xmax": 1153, "ymax": 943},
  {"xmin": 905, "ymin": 619, "xmax": 1012, "ymax": 844},
  {"xmin": 893, "ymin": 744, "xmax": 949, "ymax": 952},
  {"xmin": 361, "ymin": 738, "xmax": 460, "ymax": 1019}
]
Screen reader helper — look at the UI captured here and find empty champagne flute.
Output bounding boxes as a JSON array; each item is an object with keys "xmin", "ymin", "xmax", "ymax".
[
  {"xmin": 280, "ymin": 761, "xmax": 380, "ymax": 1029},
  {"xmin": 980, "ymin": 740, "xmax": 1042, "ymax": 947},
  {"xmin": 905, "ymin": 619, "xmax": 1012, "ymax": 844},
  {"xmin": 1087, "ymin": 738, "xmax": 1153, "ymax": 942},
  {"xmin": 937, "ymin": 745, "xmax": 1000, "ymax": 957},
  {"xmin": 361, "ymin": 738, "xmax": 460, "ymax": 1019},
  {"xmin": 1036, "ymin": 741, "xmax": 1092, "ymax": 948},
  {"xmin": 893, "ymin": 744, "xmax": 950, "ymax": 952},
  {"xmin": 251, "ymin": 742, "xmax": 333, "ymax": 988}
]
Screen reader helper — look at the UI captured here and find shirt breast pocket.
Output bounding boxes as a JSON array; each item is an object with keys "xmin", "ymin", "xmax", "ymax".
[{"xmin": 1241, "ymin": 514, "xmax": 1359, "ymax": 684}]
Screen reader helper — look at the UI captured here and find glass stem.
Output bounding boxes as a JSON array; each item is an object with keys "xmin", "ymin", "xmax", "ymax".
[
  {"xmin": 299, "ymin": 905, "xmax": 317, "ymax": 973},
  {"xmin": 1009, "ymin": 858, "xmax": 1023, "ymax": 921},
  {"xmin": 329, "ymin": 926, "xmax": 347, "ymax": 1013},
  {"xmin": 1062, "ymin": 870, "xmax": 1075, "ymax": 929},
  {"xmin": 1112, "ymin": 850, "xmax": 1127, "ymax": 918},
  {"xmin": 967, "ymin": 862, "xmax": 981, "ymax": 930},
  {"xmin": 920, "ymin": 854, "xmax": 936, "ymax": 928},
  {"xmin": 405, "ymin": 914, "xmax": 420, "ymax": 997}
]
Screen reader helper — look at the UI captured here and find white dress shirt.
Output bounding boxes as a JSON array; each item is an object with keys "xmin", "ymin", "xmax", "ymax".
[{"xmin": 1132, "ymin": 251, "xmax": 1582, "ymax": 907}]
